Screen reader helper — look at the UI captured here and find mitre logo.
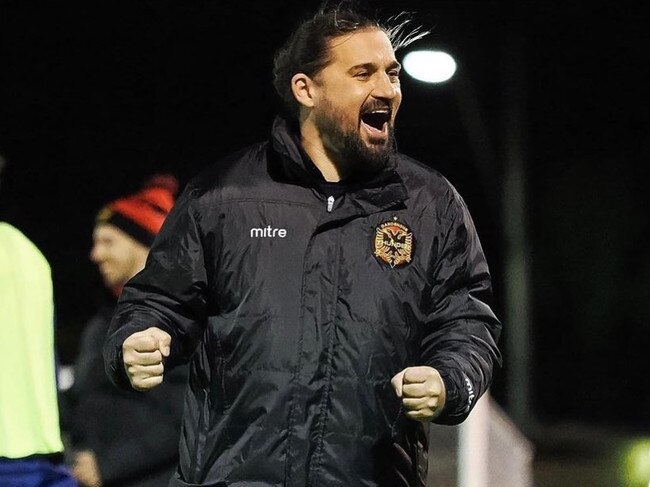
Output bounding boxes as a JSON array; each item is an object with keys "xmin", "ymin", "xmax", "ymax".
[
  {"xmin": 250, "ymin": 225, "xmax": 287, "ymax": 238},
  {"xmin": 373, "ymin": 218, "xmax": 414, "ymax": 268}
]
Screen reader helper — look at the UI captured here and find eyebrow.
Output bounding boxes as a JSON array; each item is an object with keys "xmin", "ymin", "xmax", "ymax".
[{"xmin": 347, "ymin": 61, "xmax": 402, "ymax": 74}]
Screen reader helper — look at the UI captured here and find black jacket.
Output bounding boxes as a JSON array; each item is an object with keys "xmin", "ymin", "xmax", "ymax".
[
  {"xmin": 64, "ymin": 304, "xmax": 187, "ymax": 487},
  {"xmin": 104, "ymin": 117, "xmax": 501, "ymax": 486}
]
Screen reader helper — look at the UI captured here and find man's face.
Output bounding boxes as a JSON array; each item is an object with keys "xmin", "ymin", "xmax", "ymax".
[
  {"xmin": 311, "ymin": 28, "xmax": 402, "ymax": 176},
  {"xmin": 90, "ymin": 224, "xmax": 148, "ymax": 289}
]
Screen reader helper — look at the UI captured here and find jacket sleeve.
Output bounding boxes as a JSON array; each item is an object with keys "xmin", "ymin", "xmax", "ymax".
[
  {"xmin": 103, "ymin": 185, "xmax": 209, "ymax": 390},
  {"xmin": 420, "ymin": 190, "xmax": 502, "ymax": 425}
]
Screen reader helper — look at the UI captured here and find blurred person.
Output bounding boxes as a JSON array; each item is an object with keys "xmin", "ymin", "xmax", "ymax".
[
  {"xmin": 0, "ymin": 155, "xmax": 77, "ymax": 486},
  {"xmin": 62, "ymin": 174, "xmax": 188, "ymax": 487},
  {"xmin": 104, "ymin": 3, "xmax": 502, "ymax": 486}
]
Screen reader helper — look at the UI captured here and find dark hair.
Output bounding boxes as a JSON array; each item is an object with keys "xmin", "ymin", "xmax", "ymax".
[{"xmin": 272, "ymin": 1, "xmax": 428, "ymax": 119}]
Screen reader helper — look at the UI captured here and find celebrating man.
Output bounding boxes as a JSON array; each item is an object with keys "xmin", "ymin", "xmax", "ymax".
[{"xmin": 104, "ymin": 4, "xmax": 501, "ymax": 486}]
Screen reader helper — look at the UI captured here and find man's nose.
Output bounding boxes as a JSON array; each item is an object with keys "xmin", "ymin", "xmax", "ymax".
[{"xmin": 372, "ymin": 73, "xmax": 399, "ymax": 100}]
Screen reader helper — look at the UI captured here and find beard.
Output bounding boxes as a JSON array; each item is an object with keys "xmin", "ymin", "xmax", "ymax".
[{"xmin": 314, "ymin": 99, "xmax": 396, "ymax": 181}]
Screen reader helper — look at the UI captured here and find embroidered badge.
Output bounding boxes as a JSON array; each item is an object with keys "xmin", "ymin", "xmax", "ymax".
[{"xmin": 374, "ymin": 218, "xmax": 414, "ymax": 268}]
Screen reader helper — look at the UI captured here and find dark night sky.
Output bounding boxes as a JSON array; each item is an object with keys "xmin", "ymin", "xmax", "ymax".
[{"xmin": 1, "ymin": 0, "xmax": 648, "ymax": 432}]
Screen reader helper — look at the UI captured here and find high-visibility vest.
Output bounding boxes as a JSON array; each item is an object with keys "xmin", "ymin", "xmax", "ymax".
[{"xmin": 0, "ymin": 222, "xmax": 64, "ymax": 458}]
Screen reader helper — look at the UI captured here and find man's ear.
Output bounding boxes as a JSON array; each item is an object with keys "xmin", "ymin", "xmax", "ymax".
[{"xmin": 291, "ymin": 73, "xmax": 317, "ymax": 109}]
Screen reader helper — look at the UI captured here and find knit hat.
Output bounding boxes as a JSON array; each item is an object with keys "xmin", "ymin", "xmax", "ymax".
[{"xmin": 96, "ymin": 174, "xmax": 179, "ymax": 247}]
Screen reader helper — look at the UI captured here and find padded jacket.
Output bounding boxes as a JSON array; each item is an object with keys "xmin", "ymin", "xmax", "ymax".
[{"xmin": 104, "ymin": 116, "xmax": 501, "ymax": 487}]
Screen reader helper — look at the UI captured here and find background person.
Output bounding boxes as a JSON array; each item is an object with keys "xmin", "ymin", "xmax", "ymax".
[
  {"xmin": 0, "ymin": 154, "xmax": 77, "ymax": 487},
  {"xmin": 61, "ymin": 174, "xmax": 188, "ymax": 487}
]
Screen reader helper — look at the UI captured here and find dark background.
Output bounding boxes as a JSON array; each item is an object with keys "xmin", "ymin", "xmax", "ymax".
[{"xmin": 1, "ymin": 0, "xmax": 648, "ymax": 437}]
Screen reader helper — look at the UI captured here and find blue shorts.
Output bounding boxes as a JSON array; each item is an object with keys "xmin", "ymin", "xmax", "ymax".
[{"xmin": 0, "ymin": 458, "xmax": 77, "ymax": 487}]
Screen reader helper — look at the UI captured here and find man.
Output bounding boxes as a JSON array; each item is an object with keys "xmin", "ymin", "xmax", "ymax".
[
  {"xmin": 0, "ymin": 155, "xmax": 76, "ymax": 486},
  {"xmin": 63, "ymin": 175, "xmax": 187, "ymax": 487},
  {"xmin": 104, "ymin": 4, "xmax": 501, "ymax": 486}
]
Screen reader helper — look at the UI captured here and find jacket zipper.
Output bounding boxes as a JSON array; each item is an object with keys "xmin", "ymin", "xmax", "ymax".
[
  {"xmin": 326, "ymin": 195, "xmax": 334, "ymax": 212},
  {"xmin": 308, "ymin": 226, "xmax": 342, "ymax": 486}
]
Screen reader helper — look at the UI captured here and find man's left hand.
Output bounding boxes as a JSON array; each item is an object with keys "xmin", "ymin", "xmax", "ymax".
[{"xmin": 391, "ymin": 366, "xmax": 446, "ymax": 422}]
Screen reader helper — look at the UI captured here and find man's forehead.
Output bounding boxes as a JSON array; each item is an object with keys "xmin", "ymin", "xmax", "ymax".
[
  {"xmin": 94, "ymin": 223, "xmax": 124, "ymax": 240},
  {"xmin": 326, "ymin": 28, "xmax": 397, "ymax": 66}
]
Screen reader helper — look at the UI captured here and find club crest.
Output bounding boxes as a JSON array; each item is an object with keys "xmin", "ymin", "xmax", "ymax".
[{"xmin": 374, "ymin": 219, "xmax": 414, "ymax": 268}]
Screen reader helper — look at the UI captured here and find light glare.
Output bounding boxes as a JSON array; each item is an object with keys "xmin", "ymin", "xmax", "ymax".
[
  {"xmin": 623, "ymin": 440, "xmax": 650, "ymax": 486},
  {"xmin": 403, "ymin": 50, "xmax": 457, "ymax": 83}
]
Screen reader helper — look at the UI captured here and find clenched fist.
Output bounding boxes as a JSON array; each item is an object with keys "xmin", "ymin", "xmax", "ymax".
[
  {"xmin": 122, "ymin": 326, "xmax": 171, "ymax": 391},
  {"xmin": 391, "ymin": 366, "xmax": 446, "ymax": 422}
]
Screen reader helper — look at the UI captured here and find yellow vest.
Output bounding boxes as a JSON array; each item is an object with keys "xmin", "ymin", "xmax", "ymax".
[{"xmin": 0, "ymin": 222, "xmax": 64, "ymax": 458}]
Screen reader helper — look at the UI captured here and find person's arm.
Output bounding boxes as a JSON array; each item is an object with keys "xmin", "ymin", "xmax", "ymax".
[
  {"xmin": 92, "ymin": 394, "xmax": 184, "ymax": 485},
  {"xmin": 103, "ymin": 185, "xmax": 210, "ymax": 391},
  {"xmin": 394, "ymin": 189, "xmax": 502, "ymax": 425},
  {"xmin": 72, "ymin": 380, "xmax": 187, "ymax": 486}
]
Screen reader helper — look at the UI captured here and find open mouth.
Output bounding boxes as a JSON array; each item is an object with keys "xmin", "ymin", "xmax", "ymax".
[{"xmin": 361, "ymin": 108, "xmax": 391, "ymax": 138}]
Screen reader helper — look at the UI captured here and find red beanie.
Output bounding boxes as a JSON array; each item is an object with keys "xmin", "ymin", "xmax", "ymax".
[{"xmin": 96, "ymin": 174, "xmax": 179, "ymax": 246}]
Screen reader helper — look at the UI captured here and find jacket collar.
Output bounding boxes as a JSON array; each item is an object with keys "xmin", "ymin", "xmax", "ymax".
[
  {"xmin": 269, "ymin": 115, "xmax": 408, "ymax": 215},
  {"xmin": 270, "ymin": 116, "xmax": 323, "ymax": 186}
]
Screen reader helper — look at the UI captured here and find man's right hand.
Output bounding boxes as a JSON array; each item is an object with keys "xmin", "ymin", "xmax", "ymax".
[{"xmin": 122, "ymin": 326, "xmax": 171, "ymax": 391}]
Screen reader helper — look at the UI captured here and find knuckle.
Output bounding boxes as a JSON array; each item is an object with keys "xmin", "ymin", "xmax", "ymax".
[{"xmin": 140, "ymin": 336, "xmax": 157, "ymax": 349}]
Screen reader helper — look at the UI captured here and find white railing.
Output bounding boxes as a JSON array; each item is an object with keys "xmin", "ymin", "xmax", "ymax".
[{"xmin": 428, "ymin": 393, "xmax": 534, "ymax": 487}]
